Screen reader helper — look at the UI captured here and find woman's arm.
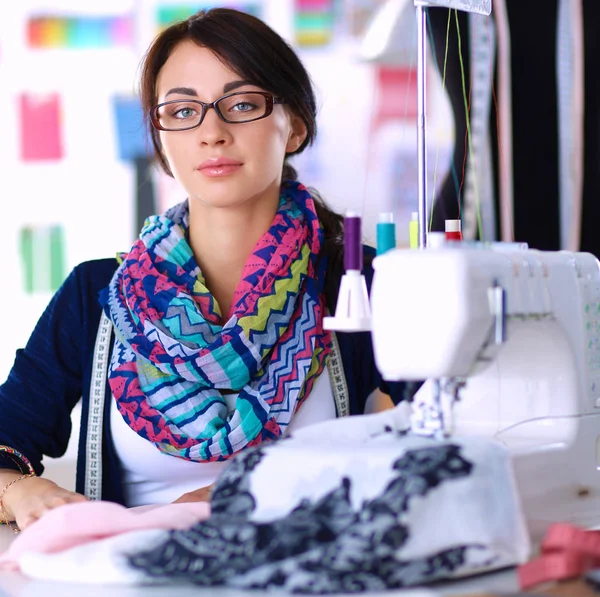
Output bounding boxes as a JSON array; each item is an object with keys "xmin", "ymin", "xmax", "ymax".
[
  {"xmin": 172, "ymin": 485, "xmax": 214, "ymax": 504},
  {"xmin": 371, "ymin": 389, "xmax": 395, "ymax": 412},
  {"xmin": 0, "ymin": 264, "xmax": 98, "ymax": 527},
  {"xmin": 0, "ymin": 265, "xmax": 88, "ymax": 476}
]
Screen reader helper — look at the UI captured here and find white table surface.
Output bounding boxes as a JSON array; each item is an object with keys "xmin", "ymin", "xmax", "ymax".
[{"xmin": 0, "ymin": 526, "xmax": 523, "ymax": 597}]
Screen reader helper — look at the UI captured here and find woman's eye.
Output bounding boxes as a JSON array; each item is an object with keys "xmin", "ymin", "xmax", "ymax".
[
  {"xmin": 231, "ymin": 102, "xmax": 256, "ymax": 112},
  {"xmin": 173, "ymin": 107, "xmax": 196, "ymax": 119}
]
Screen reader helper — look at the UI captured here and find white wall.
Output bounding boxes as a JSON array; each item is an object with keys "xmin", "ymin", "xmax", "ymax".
[{"xmin": 0, "ymin": 0, "xmax": 454, "ymax": 381}]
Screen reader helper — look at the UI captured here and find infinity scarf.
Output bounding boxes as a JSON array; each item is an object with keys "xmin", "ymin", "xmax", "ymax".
[{"xmin": 100, "ymin": 180, "xmax": 331, "ymax": 462}]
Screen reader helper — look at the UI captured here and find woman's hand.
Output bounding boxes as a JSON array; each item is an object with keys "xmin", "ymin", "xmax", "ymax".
[
  {"xmin": 2, "ymin": 475, "xmax": 88, "ymax": 531},
  {"xmin": 172, "ymin": 485, "xmax": 213, "ymax": 504}
]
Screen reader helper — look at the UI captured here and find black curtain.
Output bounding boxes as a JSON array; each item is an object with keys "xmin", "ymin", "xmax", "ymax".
[{"xmin": 428, "ymin": 2, "xmax": 600, "ymax": 256}]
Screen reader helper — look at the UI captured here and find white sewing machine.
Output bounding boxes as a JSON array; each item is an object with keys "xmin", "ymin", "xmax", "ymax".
[{"xmin": 370, "ymin": 244, "xmax": 600, "ymax": 543}]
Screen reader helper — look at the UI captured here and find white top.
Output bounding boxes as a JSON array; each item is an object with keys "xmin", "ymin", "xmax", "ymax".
[{"xmin": 111, "ymin": 370, "xmax": 337, "ymax": 507}]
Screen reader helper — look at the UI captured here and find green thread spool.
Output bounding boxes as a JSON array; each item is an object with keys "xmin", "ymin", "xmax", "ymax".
[{"xmin": 377, "ymin": 213, "xmax": 396, "ymax": 255}]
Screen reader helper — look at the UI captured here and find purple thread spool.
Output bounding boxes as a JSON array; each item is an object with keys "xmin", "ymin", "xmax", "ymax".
[{"xmin": 344, "ymin": 214, "xmax": 362, "ymax": 272}]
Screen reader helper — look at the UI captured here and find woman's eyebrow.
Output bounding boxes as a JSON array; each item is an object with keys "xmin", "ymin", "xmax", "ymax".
[
  {"xmin": 222, "ymin": 80, "xmax": 254, "ymax": 93},
  {"xmin": 164, "ymin": 80, "xmax": 253, "ymax": 99},
  {"xmin": 165, "ymin": 86, "xmax": 197, "ymax": 98}
]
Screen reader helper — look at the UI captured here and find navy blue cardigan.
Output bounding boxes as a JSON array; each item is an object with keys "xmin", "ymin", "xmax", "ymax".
[{"xmin": 0, "ymin": 255, "xmax": 414, "ymax": 505}]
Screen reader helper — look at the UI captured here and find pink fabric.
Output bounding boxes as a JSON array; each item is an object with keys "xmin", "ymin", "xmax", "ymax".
[
  {"xmin": 518, "ymin": 523, "xmax": 600, "ymax": 589},
  {"xmin": 0, "ymin": 500, "xmax": 210, "ymax": 570}
]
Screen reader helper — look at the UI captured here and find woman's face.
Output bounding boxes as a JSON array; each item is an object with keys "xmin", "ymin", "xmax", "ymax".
[{"xmin": 155, "ymin": 41, "xmax": 307, "ymax": 211}]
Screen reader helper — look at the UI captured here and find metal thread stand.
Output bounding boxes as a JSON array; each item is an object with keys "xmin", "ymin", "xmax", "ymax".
[{"xmin": 413, "ymin": 0, "xmax": 492, "ymax": 249}]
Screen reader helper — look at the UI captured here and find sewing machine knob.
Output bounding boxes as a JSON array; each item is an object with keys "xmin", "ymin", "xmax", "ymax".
[{"xmin": 488, "ymin": 280, "xmax": 506, "ymax": 345}]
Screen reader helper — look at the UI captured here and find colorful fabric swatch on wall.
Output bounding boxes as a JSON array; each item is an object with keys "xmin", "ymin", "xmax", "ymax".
[
  {"xmin": 157, "ymin": 3, "xmax": 261, "ymax": 28},
  {"xmin": 112, "ymin": 96, "xmax": 152, "ymax": 161},
  {"xmin": 27, "ymin": 15, "xmax": 133, "ymax": 49},
  {"xmin": 19, "ymin": 225, "xmax": 66, "ymax": 294},
  {"xmin": 19, "ymin": 93, "xmax": 64, "ymax": 162},
  {"xmin": 294, "ymin": 0, "xmax": 335, "ymax": 47}
]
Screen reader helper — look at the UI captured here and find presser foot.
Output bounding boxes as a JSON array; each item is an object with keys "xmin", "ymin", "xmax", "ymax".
[{"xmin": 410, "ymin": 378, "xmax": 466, "ymax": 440}]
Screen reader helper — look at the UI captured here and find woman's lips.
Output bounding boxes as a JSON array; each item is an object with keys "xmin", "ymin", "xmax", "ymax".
[
  {"xmin": 198, "ymin": 163, "xmax": 242, "ymax": 177},
  {"xmin": 197, "ymin": 158, "xmax": 242, "ymax": 178}
]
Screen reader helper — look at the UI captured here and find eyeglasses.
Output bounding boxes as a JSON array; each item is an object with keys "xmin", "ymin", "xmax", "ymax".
[{"xmin": 151, "ymin": 91, "xmax": 285, "ymax": 131}]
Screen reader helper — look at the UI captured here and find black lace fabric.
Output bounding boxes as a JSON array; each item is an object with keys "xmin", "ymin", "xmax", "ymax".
[{"xmin": 127, "ymin": 430, "xmax": 502, "ymax": 593}]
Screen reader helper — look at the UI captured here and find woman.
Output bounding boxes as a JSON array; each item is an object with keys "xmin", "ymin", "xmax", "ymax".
[{"xmin": 0, "ymin": 8, "xmax": 412, "ymax": 533}]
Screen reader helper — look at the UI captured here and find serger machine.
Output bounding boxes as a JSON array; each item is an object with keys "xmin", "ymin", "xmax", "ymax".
[{"xmin": 370, "ymin": 244, "xmax": 600, "ymax": 542}]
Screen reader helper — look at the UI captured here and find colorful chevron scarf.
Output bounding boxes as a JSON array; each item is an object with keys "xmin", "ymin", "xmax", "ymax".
[{"xmin": 100, "ymin": 181, "xmax": 331, "ymax": 462}]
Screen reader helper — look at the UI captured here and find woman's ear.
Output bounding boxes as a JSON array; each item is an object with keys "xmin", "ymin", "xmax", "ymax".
[{"xmin": 285, "ymin": 113, "xmax": 308, "ymax": 154}]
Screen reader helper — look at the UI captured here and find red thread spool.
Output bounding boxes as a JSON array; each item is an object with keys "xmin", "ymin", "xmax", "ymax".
[{"xmin": 445, "ymin": 219, "xmax": 463, "ymax": 241}]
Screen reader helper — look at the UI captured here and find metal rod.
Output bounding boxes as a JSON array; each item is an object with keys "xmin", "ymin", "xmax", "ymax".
[{"xmin": 416, "ymin": 2, "xmax": 428, "ymax": 249}]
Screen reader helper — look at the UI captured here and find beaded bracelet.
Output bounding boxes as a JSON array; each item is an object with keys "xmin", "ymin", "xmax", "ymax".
[
  {"xmin": 0, "ymin": 446, "xmax": 35, "ymax": 476},
  {"xmin": 0, "ymin": 446, "xmax": 36, "ymax": 533}
]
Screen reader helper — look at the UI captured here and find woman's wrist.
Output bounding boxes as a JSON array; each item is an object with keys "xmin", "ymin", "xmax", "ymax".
[
  {"xmin": 0, "ymin": 445, "xmax": 38, "ymax": 531},
  {"xmin": 0, "ymin": 473, "xmax": 36, "ymax": 532}
]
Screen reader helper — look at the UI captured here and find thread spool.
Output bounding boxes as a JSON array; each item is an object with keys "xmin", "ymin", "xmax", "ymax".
[
  {"xmin": 323, "ymin": 212, "xmax": 372, "ymax": 332},
  {"xmin": 344, "ymin": 213, "xmax": 362, "ymax": 271},
  {"xmin": 428, "ymin": 231, "xmax": 446, "ymax": 249},
  {"xmin": 445, "ymin": 219, "xmax": 463, "ymax": 241},
  {"xmin": 376, "ymin": 212, "xmax": 396, "ymax": 255},
  {"xmin": 409, "ymin": 212, "xmax": 419, "ymax": 249}
]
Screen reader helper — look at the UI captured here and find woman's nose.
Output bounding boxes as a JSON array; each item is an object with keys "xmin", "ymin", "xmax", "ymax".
[{"xmin": 196, "ymin": 107, "xmax": 232, "ymax": 146}]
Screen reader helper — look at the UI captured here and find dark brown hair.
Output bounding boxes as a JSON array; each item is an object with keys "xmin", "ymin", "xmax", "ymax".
[{"xmin": 139, "ymin": 8, "xmax": 346, "ymax": 311}]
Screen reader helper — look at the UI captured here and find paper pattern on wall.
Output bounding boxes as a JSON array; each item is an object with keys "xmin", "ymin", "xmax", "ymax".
[
  {"xmin": 112, "ymin": 96, "xmax": 152, "ymax": 161},
  {"xmin": 19, "ymin": 93, "xmax": 64, "ymax": 162},
  {"xmin": 373, "ymin": 66, "xmax": 418, "ymax": 130},
  {"xmin": 19, "ymin": 225, "xmax": 66, "ymax": 294},
  {"xmin": 294, "ymin": 0, "xmax": 335, "ymax": 47},
  {"xmin": 27, "ymin": 15, "xmax": 133, "ymax": 49},
  {"xmin": 156, "ymin": 3, "xmax": 261, "ymax": 28}
]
